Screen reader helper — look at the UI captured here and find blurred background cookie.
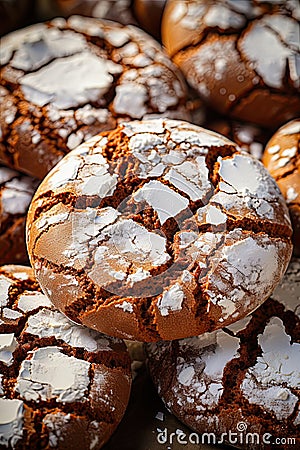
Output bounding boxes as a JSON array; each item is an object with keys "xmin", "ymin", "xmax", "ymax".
[
  {"xmin": 0, "ymin": 167, "xmax": 38, "ymax": 265},
  {"xmin": 146, "ymin": 258, "xmax": 300, "ymax": 449},
  {"xmin": 161, "ymin": 0, "xmax": 300, "ymax": 128},
  {"xmin": 263, "ymin": 119, "xmax": 300, "ymax": 255},
  {"xmin": 27, "ymin": 119, "xmax": 292, "ymax": 342},
  {"xmin": 0, "ymin": 264, "xmax": 132, "ymax": 449},
  {"xmin": 133, "ymin": 0, "xmax": 166, "ymax": 40},
  {"xmin": 204, "ymin": 114, "xmax": 272, "ymax": 160},
  {"xmin": 35, "ymin": 0, "xmax": 137, "ymax": 25},
  {"xmin": 0, "ymin": 16, "xmax": 189, "ymax": 179}
]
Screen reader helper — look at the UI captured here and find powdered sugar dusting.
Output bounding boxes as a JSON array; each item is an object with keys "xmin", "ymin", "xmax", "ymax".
[
  {"xmin": 241, "ymin": 317, "xmax": 300, "ymax": 420},
  {"xmin": 25, "ymin": 308, "xmax": 110, "ymax": 351},
  {"xmin": 16, "ymin": 346, "xmax": 91, "ymax": 403},
  {"xmin": 0, "ymin": 399, "xmax": 24, "ymax": 448},
  {"xmin": 157, "ymin": 283, "xmax": 185, "ymax": 316}
]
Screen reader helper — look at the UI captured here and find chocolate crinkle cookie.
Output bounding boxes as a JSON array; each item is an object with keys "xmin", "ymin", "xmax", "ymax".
[
  {"xmin": 26, "ymin": 119, "xmax": 292, "ymax": 342},
  {"xmin": 0, "ymin": 15, "xmax": 188, "ymax": 179},
  {"xmin": 263, "ymin": 119, "xmax": 300, "ymax": 255},
  {"xmin": 161, "ymin": 0, "xmax": 300, "ymax": 128},
  {"xmin": 146, "ymin": 258, "xmax": 300, "ymax": 450},
  {"xmin": 0, "ymin": 265, "xmax": 132, "ymax": 450},
  {"xmin": 0, "ymin": 167, "xmax": 38, "ymax": 265}
]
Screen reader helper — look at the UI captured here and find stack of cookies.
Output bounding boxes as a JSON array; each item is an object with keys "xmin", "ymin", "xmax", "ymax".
[{"xmin": 0, "ymin": 1, "xmax": 299, "ymax": 449}]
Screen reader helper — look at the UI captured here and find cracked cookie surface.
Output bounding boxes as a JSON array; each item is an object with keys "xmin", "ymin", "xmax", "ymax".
[
  {"xmin": 162, "ymin": 0, "xmax": 300, "ymax": 128},
  {"xmin": 27, "ymin": 118, "xmax": 292, "ymax": 342},
  {"xmin": 146, "ymin": 258, "xmax": 300, "ymax": 449},
  {"xmin": 0, "ymin": 265, "xmax": 131, "ymax": 450},
  {"xmin": 263, "ymin": 119, "xmax": 300, "ymax": 255},
  {"xmin": 0, "ymin": 167, "xmax": 38, "ymax": 265},
  {"xmin": 0, "ymin": 15, "xmax": 189, "ymax": 179}
]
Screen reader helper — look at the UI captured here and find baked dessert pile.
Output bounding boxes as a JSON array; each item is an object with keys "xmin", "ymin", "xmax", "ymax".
[{"xmin": 0, "ymin": 1, "xmax": 299, "ymax": 448}]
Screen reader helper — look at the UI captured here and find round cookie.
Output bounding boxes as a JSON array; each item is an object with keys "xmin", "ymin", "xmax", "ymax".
[
  {"xmin": 161, "ymin": 0, "xmax": 300, "ymax": 128},
  {"xmin": 134, "ymin": 0, "xmax": 166, "ymax": 40},
  {"xmin": 0, "ymin": 16, "xmax": 189, "ymax": 179},
  {"xmin": 146, "ymin": 258, "xmax": 300, "ymax": 448},
  {"xmin": 36, "ymin": 0, "xmax": 136, "ymax": 25},
  {"xmin": 26, "ymin": 118, "xmax": 292, "ymax": 342},
  {"xmin": 0, "ymin": 166, "xmax": 38, "ymax": 265},
  {"xmin": 263, "ymin": 119, "xmax": 300, "ymax": 255},
  {"xmin": 0, "ymin": 265, "xmax": 132, "ymax": 449}
]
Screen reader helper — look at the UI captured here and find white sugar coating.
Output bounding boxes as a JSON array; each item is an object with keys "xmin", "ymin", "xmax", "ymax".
[
  {"xmin": 241, "ymin": 317, "xmax": 300, "ymax": 420},
  {"xmin": 36, "ymin": 212, "xmax": 69, "ymax": 231},
  {"xmin": 21, "ymin": 52, "xmax": 122, "ymax": 109},
  {"xmin": 0, "ymin": 167, "xmax": 19, "ymax": 184},
  {"xmin": 1, "ymin": 182, "xmax": 33, "ymax": 215},
  {"xmin": 2, "ymin": 308, "xmax": 23, "ymax": 320},
  {"xmin": 123, "ymin": 119, "xmax": 165, "ymax": 136},
  {"xmin": 157, "ymin": 283, "xmax": 185, "ymax": 317},
  {"xmin": 105, "ymin": 28, "xmax": 129, "ymax": 47},
  {"xmin": 17, "ymin": 291, "xmax": 52, "ymax": 312},
  {"xmin": 286, "ymin": 186, "xmax": 299, "ymax": 204},
  {"xmin": 279, "ymin": 120, "xmax": 300, "ymax": 135},
  {"xmin": 275, "ymin": 157, "xmax": 290, "ymax": 169},
  {"xmin": 0, "ymin": 399, "xmax": 24, "ymax": 448},
  {"xmin": 178, "ymin": 366, "xmax": 195, "ymax": 386},
  {"xmin": 271, "ymin": 259, "xmax": 300, "ymax": 318},
  {"xmin": 164, "ymin": 157, "xmax": 212, "ymax": 202},
  {"xmin": 127, "ymin": 268, "xmax": 151, "ymax": 285},
  {"xmin": 113, "ymin": 83, "xmax": 148, "ymax": 118},
  {"xmin": 174, "ymin": 330, "xmax": 240, "ymax": 409},
  {"xmin": 47, "ymin": 156, "xmax": 82, "ymax": 189},
  {"xmin": 95, "ymin": 218, "xmax": 170, "ymax": 269},
  {"xmin": 11, "ymin": 28, "xmax": 87, "ymax": 71},
  {"xmin": 133, "ymin": 180, "xmax": 189, "ymax": 225},
  {"xmin": 267, "ymin": 144, "xmax": 280, "ymax": 154},
  {"xmin": 262, "ymin": 14, "xmax": 300, "ymax": 49},
  {"xmin": 239, "ymin": 17, "xmax": 298, "ymax": 88},
  {"xmin": 0, "ymin": 23, "xmax": 48, "ymax": 65},
  {"xmin": 197, "ymin": 330, "xmax": 240, "ymax": 378},
  {"xmin": 11, "ymin": 272, "xmax": 30, "ymax": 281},
  {"xmin": 217, "ymin": 236, "xmax": 279, "ymax": 298},
  {"xmin": 294, "ymin": 411, "xmax": 300, "ymax": 426},
  {"xmin": 79, "ymin": 158, "xmax": 118, "ymax": 197},
  {"xmin": 0, "ymin": 333, "xmax": 18, "ymax": 366},
  {"xmin": 219, "ymin": 154, "xmax": 263, "ymax": 195},
  {"xmin": 281, "ymin": 146, "xmax": 297, "ymax": 158},
  {"xmin": 0, "ymin": 275, "xmax": 13, "ymax": 307},
  {"xmin": 226, "ymin": 315, "xmax": 252, "ymax": 334},
  {"xmin": 16, "ymin": 346, "xmax": 91, "ymax": 403},
  {"xmin": 204, "ymin": 4, "xmax": 245, "ymax": 29},
  {"xmin": 25, "ymin": 308, "xmax": 110, "ymax": 352},
  {"xmin": 129, "ymin": 133, "xmax": 164, "ymax": 162},
  {"xmin": 43, "ymin": 412, "xmax": 72, "ymax": 448},
  {"xmin": 115, "ymin": 301, "xmax": 134, "ymax": 313},
  {"xmin": 62, "ymin": 207, "xmax": 120, "ymax": 263},
  {"xmin": 197, "ymin": 205, "xmax": 227, "ymax": 225},
  {"xmin": 167, "ymin": 127, "xmax": 228, "ymax": 147}
]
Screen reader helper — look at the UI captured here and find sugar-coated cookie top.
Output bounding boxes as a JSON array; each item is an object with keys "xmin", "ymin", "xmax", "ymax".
[
  {"xmin": 0, "ymin": 265, "xmax": 131, "ymax": 449},
  {"xmin": 26, "ymin": 119, "xmax": 292, "ymax": 341},
  {"xmin": 146, "ymin": 258, "xmax": 300, "ymax": 433},
  {"xmin": 0, "ymin": 16, "xmax": 188, "ymax": 178}
]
